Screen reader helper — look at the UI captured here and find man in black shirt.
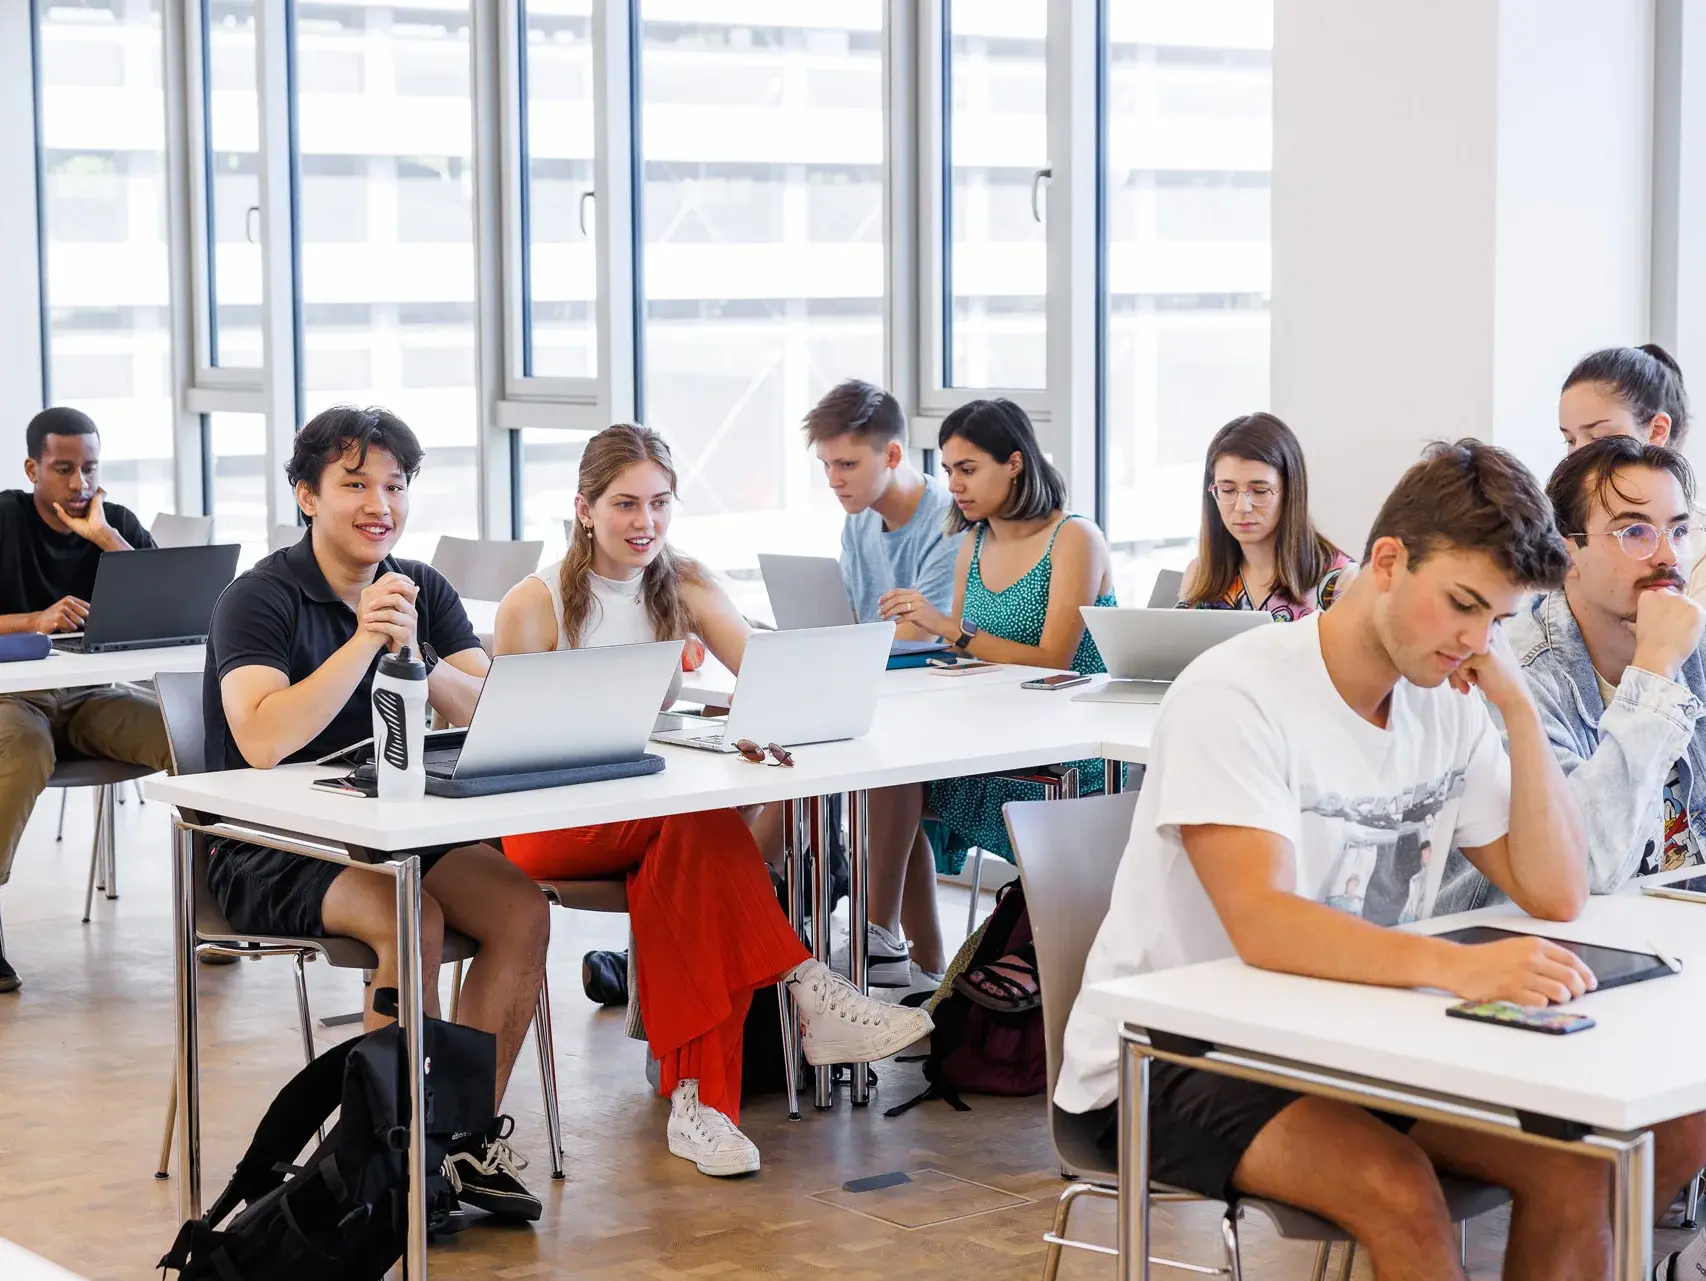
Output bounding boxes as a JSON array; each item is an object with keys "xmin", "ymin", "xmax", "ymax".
[
  {"xmin": 205, "ymin": 405, "xmax": 547, "ymax": 1222},
  {"xmin": 0, "ymin": 408, "xmax": 171, "ymax": 993}
]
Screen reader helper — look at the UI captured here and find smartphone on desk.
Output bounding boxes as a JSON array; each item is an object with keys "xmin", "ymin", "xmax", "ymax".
[
  {"xmin": 1445, "ymin": 1000, "xmax": 1595, "ymax": 1035},
  {"xmin": 1022, "ymin": 673, "xmax": 1092, "ymax": 691},
  {"xmin": 928, "ymin": 657, "xmax": 999, "ymax": 676}
]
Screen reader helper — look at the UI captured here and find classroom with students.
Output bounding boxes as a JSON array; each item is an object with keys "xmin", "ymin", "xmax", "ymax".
[{"xmin": 4, "ymin": 4, "xmax": 1706, "ymax": 1281}]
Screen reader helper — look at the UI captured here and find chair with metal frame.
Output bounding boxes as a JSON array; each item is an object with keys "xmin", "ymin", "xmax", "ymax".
[
  {"xmin": 1005, "ymin": 790, "xmax": 1510, "ymax": 1281},
  {"xmin": 1148, "ymin": 568, "xmax": 1185, "ymax": 609},
  {"xmin": 430, "ymin": 535, "xmax": 544, "ymax": 604},
  {"xmin": 148, "ymin": 671, "xmax": 563, "ymax": 1182},
  {"xmin": 960, "ymin": 765, "xmax": 1079, "ymax": 938}
]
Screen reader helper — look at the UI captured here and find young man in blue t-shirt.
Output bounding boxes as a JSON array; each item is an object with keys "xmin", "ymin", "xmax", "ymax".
[{"xmin": 802, "ymin": 380, "xmax": 962, "ymax": 985}]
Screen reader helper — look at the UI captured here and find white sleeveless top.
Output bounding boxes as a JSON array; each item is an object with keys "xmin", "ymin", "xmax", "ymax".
[{"xmin": 531, "ymin": 558, "xmax": 686, "ymax": 703}]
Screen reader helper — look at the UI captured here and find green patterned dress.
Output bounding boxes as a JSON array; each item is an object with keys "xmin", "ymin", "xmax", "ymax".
[{"xmin": 926, "ymin": 516, "xmax": 1118, "ymax": 872}]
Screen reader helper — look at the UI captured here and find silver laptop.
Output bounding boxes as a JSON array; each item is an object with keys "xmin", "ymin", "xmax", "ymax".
[
  {"xmin": 1074, "ymin": 607, "xmax": 1271, "ymax": 705},
  {"xmin": 651, "ymin": 621, "xmax": 894, "ymax": 753},
  {"xmin": 435, "ymin": 641, "xmax": 684, "ymax": 777},
  {"xmin": 757, "ymin": 554, "xmax": 857, "ymax": 630}
]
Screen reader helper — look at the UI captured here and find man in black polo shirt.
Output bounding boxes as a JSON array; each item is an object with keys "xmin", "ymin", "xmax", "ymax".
[
  {"xmin": 205, "ymin": 405, "xmax": 548, "ymax": 1222},
  {"xmin": 0, "ymin": 407, "xmax": 170, "ymax": 993}
]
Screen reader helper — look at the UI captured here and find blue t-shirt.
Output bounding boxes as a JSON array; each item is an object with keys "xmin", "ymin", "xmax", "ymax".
[{"xmin": 839, "ymin": 474, "xmax": 963, "ymax": 622}]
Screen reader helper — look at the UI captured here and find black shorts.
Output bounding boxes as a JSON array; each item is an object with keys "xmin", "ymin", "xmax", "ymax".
[
  {"xmin": 207, "ymin": 840, "xmax": 458, "ymax": 939},
  {"xmin": 1089, "ymin": 1062, "xmax": 1416, "ymax": 1203}
]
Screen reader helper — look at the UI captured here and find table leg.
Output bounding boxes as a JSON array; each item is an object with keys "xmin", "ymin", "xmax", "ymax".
[
  {"xmin": 393, "ymin": 855, "xmax": 428, "ymax": 1281},
  {"xmin": 1611, "ymin": 1130, "xmax": 1654, "ymax": 1281},
  {"xmin": 1117, "ymin": 1033, "xmax": 1151, "ymax": 1281},
  {"xmin": 849, "ymin": 789, "xmax": 870, "ymax": 1105},
  {"xmin": 812, "ymin": 795, "xmax": 834, "ymax": 1111},
  {"xmin": 171, "ymin": 818, "xmax": 201, "ymax": 1220},
  {"xmin": 1103, "ymin": 759, "xmax": 1122, "ymax": 795},
  {"xmin": 780, "ymin": 797, "xmax": 803, "ymax": 1121}
]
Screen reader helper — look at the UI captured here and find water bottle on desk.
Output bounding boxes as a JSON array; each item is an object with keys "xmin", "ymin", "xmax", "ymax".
[{"xmin": 371, "ymin": 646, "xmax": 428, "ymax": 800}]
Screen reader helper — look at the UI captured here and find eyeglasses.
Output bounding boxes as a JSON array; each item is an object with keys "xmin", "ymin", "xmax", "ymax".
[
  {"xmin": 1209, "ymin": 482, "xmax": 1280, "ymax": 509},
  {"xmin": 1566, "ymin": 522, "xmax": 1695, "ymax": 561},
  {"xmin": 735, "ymin": 739, "xmax": 794, "ymax": 767}
]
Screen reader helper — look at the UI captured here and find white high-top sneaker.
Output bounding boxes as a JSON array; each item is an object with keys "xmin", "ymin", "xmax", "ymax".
[
  {"xmin": 666, "ymin": 1080, "xmax": 761, "ymax": 1177},
  {"xmin": 786, "ymin": 958, "xmax": 934, "ymax": 1066}
]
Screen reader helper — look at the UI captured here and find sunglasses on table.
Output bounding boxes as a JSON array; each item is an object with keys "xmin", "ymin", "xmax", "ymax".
[{"xmin": 735, "ymin": 739, "xmax": 794, "ymax": 767}]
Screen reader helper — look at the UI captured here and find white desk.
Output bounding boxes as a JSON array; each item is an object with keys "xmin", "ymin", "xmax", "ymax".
[
  {"xmin": 148, "ymin": 675, "xmax": 1153, "ymax": 1277},
  {"xmin": 0, "ymin": 1241, "xmax": 85, "ymax": 1280},
  {"xmin": 1080, "ymin": 895, "xmax": 1706, "ymax": 1280},
  {"xmin": 0, "ymin": 643, "xmax": 205, "ymax": 696}
]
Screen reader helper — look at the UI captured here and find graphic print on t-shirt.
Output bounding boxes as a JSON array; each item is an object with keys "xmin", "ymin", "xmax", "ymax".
[{"xmin": 1303, "ymin": 766, "xmax": 1470, "ymax": 925}]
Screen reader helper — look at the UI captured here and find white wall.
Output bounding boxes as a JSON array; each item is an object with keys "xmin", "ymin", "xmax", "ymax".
[
  {"xmin": 1274, "ymin": 0, "xmax": 1656, "ymax": 550},
  {"xmin": 0, "ymin": 2, "xmax": 45, "ymax": 469}
]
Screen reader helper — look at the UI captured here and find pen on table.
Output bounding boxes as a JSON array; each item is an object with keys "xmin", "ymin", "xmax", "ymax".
[{"xmin": 1649, "ymin": 939, "xmax": 1684, "ymax": 974}]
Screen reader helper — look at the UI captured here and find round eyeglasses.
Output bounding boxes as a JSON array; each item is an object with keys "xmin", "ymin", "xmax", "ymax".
[
  {"xmin": 1566, "ymin": 522, "xmax": 1695, "ymax": 561},
  {"xmin": 1209, "ymin": 482, "xmax": 1279, "ymax": 510}
]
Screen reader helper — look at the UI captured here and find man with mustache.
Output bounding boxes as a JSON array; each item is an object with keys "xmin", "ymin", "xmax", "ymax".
[{"xmin": 1509, "ymin": 435, "xmax": 1706, "ymax": 898}]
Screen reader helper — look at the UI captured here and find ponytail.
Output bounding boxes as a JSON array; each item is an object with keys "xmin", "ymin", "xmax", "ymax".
[{"xmin": 1563, "ymin": 344, "xmax": 1690, "ymax": 446}]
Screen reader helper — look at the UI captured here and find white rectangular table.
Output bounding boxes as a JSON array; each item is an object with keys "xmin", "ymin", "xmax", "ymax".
[
  {"xmin": 1078, "ymin": 894, "xmax": 1706, "ymax": 1280},
  {"xmin": 148, "ymin": 672, "xmax": 1159, "ymax": 1278},
  {"xmin": 0, "ymin": 643, "xmax": 206, "ymax": 696}
]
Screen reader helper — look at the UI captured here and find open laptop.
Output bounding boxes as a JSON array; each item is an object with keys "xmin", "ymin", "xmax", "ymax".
[
  {"xmin": 53, "ymin": 544, "xmax": 240, "ymax": 654},
  {"xmin": 651, "ymin": 621, "xmax": 893, "ymax": 753},
  {"xmin": 758, "ymin": 553, "xmax": 950, "ymax": 659},
  {"xmin": 1073, "ymin": 606, "xmax": 1272, "ymax": 705}
]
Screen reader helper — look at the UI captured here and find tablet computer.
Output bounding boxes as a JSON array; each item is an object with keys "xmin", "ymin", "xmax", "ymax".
[
  {"xmin": 1641, "ymin": 870, "xmax": 1706, "ymax": 905},
  {"xmin": 1433, "ymin": 926, "xmax": 1678, "ymax": 992}
]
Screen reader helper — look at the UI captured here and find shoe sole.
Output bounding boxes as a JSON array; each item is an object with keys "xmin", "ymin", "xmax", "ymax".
[
  {"xmin": 0, "ymin": 975, "xmax": 18, "ymax": 994},
  {"xmin": 803, "ymin": 1009, "xmax": 934, "ymax": 1067},
  {"xmin": 455, "ymin": 1191, "xmax": 542, "ymax": 1222},
  {"xmin": 668, "ymin": 1134, "xmax": 760, "ymax": 1177},
  {"xmin": 864, "ymin": 958, "xmax": 913, "ymax": 987}
]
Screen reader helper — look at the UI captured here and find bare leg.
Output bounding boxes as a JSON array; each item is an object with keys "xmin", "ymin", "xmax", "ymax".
[
  {"xmin": 897, "ymin": 827, "xmax": 945, "ymax": 973},
  {"xmin": 1410, "ymin": 1119, "xmax": 1608, "ymax": 1281},
  {"xmin": 319, "ymin": 865, "xmax": 446, "ymax": 1028},
  {"xmin": 747, "ymin": 803, "xmax": 784, "ymax": 872},
  {"xmin": 423, "ymin": 844, "xmax": 551, "ymax": 1105},
  {"xmin": 866, "ymin": 783, "xmax": 925, "ymax": 940},
  {"xmin": 1231, "ymin": 1096, "xmax": 1462, "ymax": 1281}
]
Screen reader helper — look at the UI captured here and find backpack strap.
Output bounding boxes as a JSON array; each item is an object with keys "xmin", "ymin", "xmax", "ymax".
[{"xmin": 202, "ymin": 1036, "xmax": 358, "ymax": 1228}]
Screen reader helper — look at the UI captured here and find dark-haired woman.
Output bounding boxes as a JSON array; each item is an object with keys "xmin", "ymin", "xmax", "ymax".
[
  {"xmin": 1558, "ymin": 343, "xmax": 1689, "ymax": 451},
  {"xmin": 875, "ymin": 397, "xmax": 1117, "ymax": 905},
  {"xmin": 1179, "ymin": 412, "xmax": 1352, "ymax": 620}
]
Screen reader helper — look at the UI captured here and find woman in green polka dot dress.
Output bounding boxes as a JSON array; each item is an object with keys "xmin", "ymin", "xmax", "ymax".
[{"xmin": 877, "ymin": 398, "xmax": 1118, "ymax": 878}]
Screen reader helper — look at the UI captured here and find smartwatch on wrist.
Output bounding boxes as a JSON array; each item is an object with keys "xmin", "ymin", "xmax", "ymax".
[{"xmin": 953, "ymin": 618, "xmax": 980, "ymax": 652}]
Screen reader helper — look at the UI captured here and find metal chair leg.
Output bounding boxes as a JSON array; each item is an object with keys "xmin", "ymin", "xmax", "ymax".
[
  {"xmin": 1308, "ymin": 1242, "xmax": 1332, "ymax": 1281},
  {"xmin": 1333, "ymin": 1241, "xmax": 1356, "ymax": 1281},
  {"xmin": 447, "ymin": 957, "xmax": 466, "ymax": 1024},
  {"xmin": 55, "ymin": 790, "xmax": 67, "ymax": 841},
  {"xmin": 103, "ymin": 786, "xmax": 118, "ymax": 900},
  {"xmin": 155, "ymin": 1074, "xmax": 177, "ymax": 1179},
  {"xmin": 1457, "ymin": 1221, "xmax": 1467, "ymax": 1267},
  {"xmin": 1040, "ymin": 1183, "xmax": 1077, "ymax": 1281},
  {"xmin": 533, "ymin": 976, "xmax": 565, "ymax": 1180},
  {"xmin": 292, "ymin": 952, "xmax": 327, "ymax": 1144},
  {"xmin": 964, "ymin": 846, "xmax": 984, "ymax": 937},
  {"xmin": 1219, "ymin": 1209, "xmax": 1245, "ymax": 1281},
  {"xmin": 81, "ymin": 788, "xmax": 106, "ymax": 923},
  {"xmin": 131, "ymin": 779, "xmax": 145, "ymax": 805},
  {"xmin": 1685, "ymin": 1168, "xmax": 1704, "ymax": 1229},
  {"xmin": 776, "ymin": 982, "xmax": 800, "ymax": 1121}
]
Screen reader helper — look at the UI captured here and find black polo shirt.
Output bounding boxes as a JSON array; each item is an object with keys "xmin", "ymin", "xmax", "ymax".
[
  {"xmin": 0, "ymin": 489, "xmax": 155, "ymax": 616},
  {"xmin": 203, "ymin": 532, "xmax": 482, "ymax": 772}
]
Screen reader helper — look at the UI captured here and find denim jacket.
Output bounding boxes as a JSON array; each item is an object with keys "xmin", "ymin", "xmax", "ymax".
[{"xmin": 1505, "ymin": 589, "xmax": 1706, "ymax": 893}]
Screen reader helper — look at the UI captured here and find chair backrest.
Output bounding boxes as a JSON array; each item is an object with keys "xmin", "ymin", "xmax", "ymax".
[
  {"xmin": 1148, "ymin": 568, "xmax": 1184, "ymax": 609},
  {"xmin": 153, "ymin": 670, "xmax": 208, "ymax": 779},
  {"xmin": 430, "ymin": 535, "xmax": 544, "ymax": 602},
  {"xmin": 1004, "ymin": 790, "xmax": 1140, "ymax": 1115},
  {"xmin": 151, "ymin": 512, "xmax": 216, "ymax": 548},
  {"xmin": 269, "ymin": 523, "xmax": 303, "ymax": 553}
]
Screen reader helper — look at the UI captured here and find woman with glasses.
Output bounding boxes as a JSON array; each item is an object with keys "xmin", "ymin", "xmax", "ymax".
[
  {"xmin": 494, "ymin": 423, "xmax": 931, "ymax": 1180},
  {"xmin": 1178, "ymin": 412, "xmax": 1353, "ymax": 620}
]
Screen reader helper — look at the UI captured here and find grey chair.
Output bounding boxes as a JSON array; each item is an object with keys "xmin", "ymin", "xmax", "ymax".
[
  {"xmin": 149, "ymin": 512, "xmax": 216, "ymax": 548},
  {"xmin": 1148, "ymin": 568, "xmax": 1185, "ymax": 609},
  {"xmin": 430, "ymin": 536, "xmax": 544, "ymax": 603},
  {"xmin": 1004, "ymin": 791, "xmax": 1510, "ymax": 1280},
  {"xmin": 50, "ymin": 755, "xmax": 157, "ymax": 923},
  {"xmin": 148, "ymin": 671, "xmax": 562, "ymax": 1181},
  {"xmin": 268, "ymin": 523, "xmax": 303, "ymax": 553}
]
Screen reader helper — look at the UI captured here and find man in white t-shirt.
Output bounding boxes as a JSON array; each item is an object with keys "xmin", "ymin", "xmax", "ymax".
[{"xmin": 1056, "ymin": 440, "xmax": 1706, "ymax": 1280}]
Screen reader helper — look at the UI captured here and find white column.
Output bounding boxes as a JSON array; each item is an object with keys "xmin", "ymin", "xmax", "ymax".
[
  {"xmin": 0, "ymin": 2, "xmax": 45, "ymax": 460},
  {"xmin": 1272, "ymin": 0, "xmax": 1656, "ymax": 549},
  {"xmin": 1652, "ymin": 0, "xmax": 1706, "ymax": 479}
]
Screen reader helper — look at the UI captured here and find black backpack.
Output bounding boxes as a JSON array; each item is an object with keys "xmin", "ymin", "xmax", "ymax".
[
  {"xmin": 886, "ymin": 880, "xmax": 1046, "ymax": 1115},
  {"xmin": 159, "ymin": 995, "xmax": 497, "ymax": 1281}
]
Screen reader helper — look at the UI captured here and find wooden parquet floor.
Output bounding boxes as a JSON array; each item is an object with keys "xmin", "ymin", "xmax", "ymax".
[{"xmin": 0, "ymin": 791, "xmax": 1687, "ymax": 1279}]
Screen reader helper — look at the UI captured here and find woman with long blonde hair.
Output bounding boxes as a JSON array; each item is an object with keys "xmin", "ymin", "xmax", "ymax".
[{"xmin": 495, "ymin": 423, "xmax": 930, "ymax": 1178}]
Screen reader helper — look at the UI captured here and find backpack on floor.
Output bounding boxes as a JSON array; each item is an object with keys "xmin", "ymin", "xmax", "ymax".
[
  {"xmin": 158, "ymin": 993, "xmax": 497, "ymax": 1281},
  {"xmin": 885, "ymin": 879, "xmax": 1045, "ymax": 1115}
]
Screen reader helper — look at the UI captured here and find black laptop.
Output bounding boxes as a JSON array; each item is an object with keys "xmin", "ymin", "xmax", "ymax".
[{"xmin": 52, "ymin": 544, "xmax": 241, "ymax": 654}]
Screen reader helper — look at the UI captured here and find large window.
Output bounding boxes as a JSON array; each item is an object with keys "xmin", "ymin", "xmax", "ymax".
[
  {"xmin": 290, "ymin": 1, "xmax": 480, "ymax": 559},
  {"xmin": 636, "ymin": 3, "xmax": 885, "ymax": 593},
  {"xmin": 207, "ymin": 411, "xmax": 268, "ymax": 566},
  {"xmin": 36, "ymin": 0, "xmax": 176, "ymax": 521},
  {"xmin": 203, "ymin": 0, "xmax": 262, "ymax": 368},
  {"xmin": 1101, "ymin": 0, "xmax": 1273, "ymax": 587},
  {"xmin": 943, "ymin": 0, "xmax": 1047, "ymax": 390}
]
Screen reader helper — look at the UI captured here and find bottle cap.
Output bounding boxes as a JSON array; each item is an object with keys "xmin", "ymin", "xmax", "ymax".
[{"xmin": 377, "ymin": 645, "xmax": 427, "ymax": 682}]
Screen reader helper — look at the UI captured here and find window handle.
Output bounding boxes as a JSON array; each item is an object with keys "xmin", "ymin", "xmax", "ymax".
[
  {"xmin": 1030, "ymin": 167, "xmax": 1051, "ymax": 223},
  {"xmin": 579, "ymin": 189, "xmax": 595, "ymax": 235},
  {"xmin": 245, "ymin": 205, "xmax": 261, "ymax": 243}
]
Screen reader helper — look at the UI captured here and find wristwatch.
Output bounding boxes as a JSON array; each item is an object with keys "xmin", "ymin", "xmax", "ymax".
[{"xmin": 953, "ymin": 618, "xmax": 980, "ymax": 652}]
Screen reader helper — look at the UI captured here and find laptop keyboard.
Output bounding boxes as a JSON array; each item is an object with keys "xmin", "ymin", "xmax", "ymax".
[{"xmin": 689, "ymin": 732, "xmax": 727, "ymax": 748}]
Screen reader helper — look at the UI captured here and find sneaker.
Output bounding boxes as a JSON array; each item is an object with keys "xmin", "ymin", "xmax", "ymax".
[
  {"xmin": 667, "ymin": 1080, "xmax": 761, "ymax": 1177},
  {"xmin": 1653, "ymin": 1254, "xmax": 1677, "ymax": 1281},
  {"xmin": 829, "ymin": 922, "xmax": 912, "ymax": 987},
  {"xmin": 787, "ymin": 959, "xmax": 933, "ymax": 1066},
  {"xmin": 0, "ymin": 949, "xmax": 17, "ymax": 994},
  {"xmin": 442, "ymin": 1119, "xmax": 541, "ymax": 1222},
  {"xmin": 899, "ymin": 960, "xmax": 946, "ymax": 1002}
]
